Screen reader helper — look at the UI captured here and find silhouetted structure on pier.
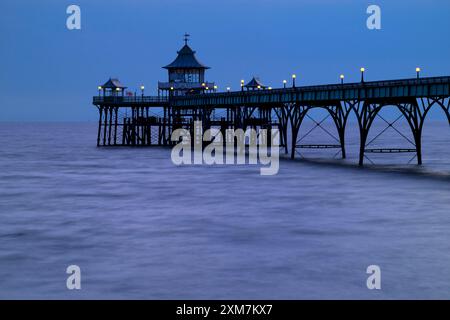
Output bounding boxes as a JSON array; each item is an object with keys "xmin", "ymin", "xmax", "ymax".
[{"xmin": 93, "ymin": 37, "xmax": 450, "ymax": 166}]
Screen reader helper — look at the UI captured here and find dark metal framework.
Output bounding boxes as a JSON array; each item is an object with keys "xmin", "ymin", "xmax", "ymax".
[{"xmin": 93, "ymin": 76, "xmax": 450, "ymax": 166}]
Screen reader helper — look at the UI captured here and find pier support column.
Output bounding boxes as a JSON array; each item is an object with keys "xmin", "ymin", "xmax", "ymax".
[
  {"xmin": 114, "ymin": 108, "xmax": 118, "ymax": 146},
  {"xmin": 96, "ymin": 107, "xmax": 103, "ymax": 147},
  {"xmin": 327, "ymin": 102, "xmax": 352, "ymax": 159},
  {"xmin": 274, "ymin": 105, "xmax": 289, "ymax": 154},
  {"xmin": 163, "ymin": 107, "xmax": 167, "ymax": 145},
  {"xmin": 398, "ymin": 102, "xmax": 423, "ymax": 165},
  {"xmin": 353, "ymin": 101, "xmax": 381, "ymax": 166},
  {"xmin": 108, "ymin": 107, "xmax": 113, "ymax": 145},
  {"xmin": 397, "ymin": 98, "xmax": 440, "ymax": 165},
  {"xmin": 131, "ymin": 107, "xmax": 136, "ymax": 146},
  {"xmin": 103, "ymin": 106, "xmax": 109, "ymax": 146},
  {"xmin": 288, "ymin": 104, "xmax": 308, "ymax": 159}
]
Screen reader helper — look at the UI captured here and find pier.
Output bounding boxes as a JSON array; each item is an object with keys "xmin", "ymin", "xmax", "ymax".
[{"xmin": 93, "ymin": 37, "xmax": 450, "ymax": 166}]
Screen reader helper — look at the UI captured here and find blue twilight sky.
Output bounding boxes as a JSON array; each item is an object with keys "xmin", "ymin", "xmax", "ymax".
[{"xmin": 0, "ymin": 0, "xmax": 449, "ymax": 121}]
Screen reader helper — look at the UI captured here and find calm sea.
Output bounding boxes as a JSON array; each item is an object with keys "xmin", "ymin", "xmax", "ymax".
[{"xmin": 1, "ymin": 121, "xmax": 450, "ymax": 299}]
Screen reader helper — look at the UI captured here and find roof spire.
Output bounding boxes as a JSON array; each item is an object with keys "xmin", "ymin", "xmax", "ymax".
[
  {"xmin": 184, "ymin": 33, "xmax": 190, "ymax": 45},
  {"xmin": 163, "ymin": 35, "xmax": 210, "ymax": 70}
]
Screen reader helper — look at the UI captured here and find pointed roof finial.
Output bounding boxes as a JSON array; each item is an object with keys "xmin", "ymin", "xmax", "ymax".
[
  {"xmin": 184, "ymin": 33, "xmax": 190, "ymax": 45},
  {"xmin": 163, "ymin": 34, "xmax": 210, "ymax": 69}
]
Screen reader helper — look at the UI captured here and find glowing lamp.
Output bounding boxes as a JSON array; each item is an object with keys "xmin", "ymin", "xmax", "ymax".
[{"xmin": 360, "ymin": 68, "xmax": 366, "ymax": 82}]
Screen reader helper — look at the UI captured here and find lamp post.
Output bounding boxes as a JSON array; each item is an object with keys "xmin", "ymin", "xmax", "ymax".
[
  {"xmin": 360, "ymin": 68, "xmax": 365, "ymax": 82},
  {"xmin": 214, "ymin": 85, "xmax": 218, "ymax": 92},
  {"xmin": 140, "ymin": 85, "xmax": 145, "ymax": 97},
  {"xmin": 340, "ymin": 74, "xmax": 345, "ymax": 85},
  {"xmin": 292, "ymin": 74, "xmax": 296, "ymax": 88},
  {"xmin": 416, "ymin": 67, "xmax": 421, "ymax": 79},
  {"xmin": 241, "ymin": 79, "xmax": 245, "ymax": 92},
  {"xmin": 98, "ymin": 86, "xmax": 102, "ymax": 97},
  {"xmin": 227, "ymin": 87, "xmax": 231, "ymax": 92},
  {"xmin": 283, "ymin": 80, "xmax": 287, "ymax": 89}
]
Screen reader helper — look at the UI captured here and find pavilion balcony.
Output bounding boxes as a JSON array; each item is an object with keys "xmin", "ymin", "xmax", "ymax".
[
  {"xmin": 93, "ymin": 96, "xmax": 169, "ymax": 106},
  {"xmin": 158, "ymin": 81, "xmax": 215, "ymax": 90}
]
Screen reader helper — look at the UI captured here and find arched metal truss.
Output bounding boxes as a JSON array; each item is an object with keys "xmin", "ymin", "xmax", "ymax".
[
  {"xmin": 350, "ymin": 97, "xmax": 450, "ymax": 165},
  {"xmin": 284, "ymin": 102, "xmax": 351, "ymax": 160},
  {"xmin": 271, "ymin": 97, "xmax": 450, "ymax": 166}
]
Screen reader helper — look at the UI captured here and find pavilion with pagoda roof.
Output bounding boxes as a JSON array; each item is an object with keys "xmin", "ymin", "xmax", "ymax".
[
  {"xmin": 244, "ymin": 77, "xmax": 267, "ymax": 90},
  {"xmin": 98, "ymin": 78, "xmax": 127, "ymax": 96},
  {"xmin": 158, "ymin": 34, "xmax": 215, "ymax": 96}
]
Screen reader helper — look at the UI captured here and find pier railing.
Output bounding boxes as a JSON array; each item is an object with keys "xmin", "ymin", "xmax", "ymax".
[
  {"xmin": 92, "ymin": 76, "xmax": 450, "ymax": 108},
  {"xmin": 93, "ymin": 96, "xmax": 169, "ymax": 105},
  {"xmin": 171, "ymin": 76, "xmax": 450, "ymax": 107}
]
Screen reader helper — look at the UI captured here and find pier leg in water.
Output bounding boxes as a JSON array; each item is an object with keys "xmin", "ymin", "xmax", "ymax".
[
  {"xmin": 96, "ymin": 107, "xmax": 103, "ymax": 147},
  {"xmin": 327, "ymin": 102, "xmax": 351, "ymax": 159},
  {"xmin": 288, "ymin": 104, "xmax": 307, "ymax": 159},
  {"xmin": 397, "ymin": 99, "xmax": 436, "ymax": 166},
  {"xmin": 354, "ymin": 101, "xmax": 380, "ymax": 166},
  {"xmin": 274, "ymin": 106, "xmax": 289, "ymax": 155}
]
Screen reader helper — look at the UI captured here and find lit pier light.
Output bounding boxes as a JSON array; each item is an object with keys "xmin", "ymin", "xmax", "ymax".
[
  {"xmin": 416, "ymin": 67, "xmax": 421, "ymax": 79},
  {"xmin": 140, "ymin": 85, "xmax": 145, "ymax": 96},
  {"xmin": 360, "ymin": 67, "xmax": 365, "ymax": 82},
  {"xmin": 226, "ymin": 87, "xmax": 231, "ymax": 92},
  {"xmin": 340, "ymin": 74, "xmax": 345, "ymax": 84},
  {"xmin": 283, "ymin": 80, "xmax": 287, "ymax": 88},
  {"xmin": 292, "ymin": 74, "xmax": 296, "ymax": 88},
  {"xmin": 97, "ymin": 86, "xmax": 102, "ymax": 96},
  {"xmin": 241, "ymin": 79, "xmax": 244, "ymax": 91}
]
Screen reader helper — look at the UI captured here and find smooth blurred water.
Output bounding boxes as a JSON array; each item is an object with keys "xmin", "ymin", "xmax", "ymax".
[{"xmin": 1, "ymin": 121, "xmax": 450, "ymax": 299}]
